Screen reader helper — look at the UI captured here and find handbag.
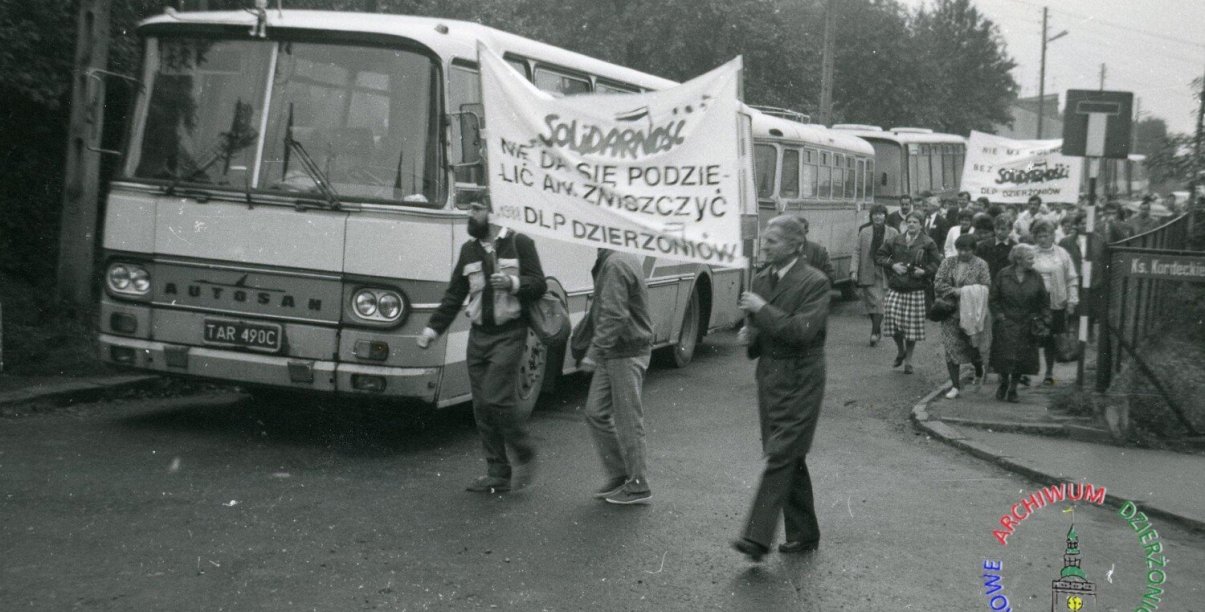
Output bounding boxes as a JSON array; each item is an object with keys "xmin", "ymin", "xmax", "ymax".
[
  {"xmin": 1054, "ymin": 331, "xmax": 1081, "ymax": 362},
  {"xmin": 1030, "ymin": 309, "xmax": 1053, "ymax": 341},
  {"xmin": 927, "ymin": 296, "xmax": 957, "ymax": 322},
  {"xmin": 528, "ymin": 289, "xmax": 570, "ymax": 345}
]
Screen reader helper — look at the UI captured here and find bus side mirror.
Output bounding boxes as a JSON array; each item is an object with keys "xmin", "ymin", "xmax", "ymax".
[{"xmin": 85, "ymin": 69, "xmax": 141, "ymax": 156}]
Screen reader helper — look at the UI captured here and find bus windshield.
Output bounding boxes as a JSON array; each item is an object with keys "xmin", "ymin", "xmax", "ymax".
[{"xmin": 124, "ymin": 37, "xmax": 440, "ymax": 207}]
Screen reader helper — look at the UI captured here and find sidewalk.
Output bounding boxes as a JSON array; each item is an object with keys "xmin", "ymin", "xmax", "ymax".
[{"xmin": 912, "ymin": 361, "xmax": 1205, "ymax": 534}]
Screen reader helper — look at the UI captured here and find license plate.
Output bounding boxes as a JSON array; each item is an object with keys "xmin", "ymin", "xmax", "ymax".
[{"xmin": 202, "ymin": 319, "xmax": 282, "ymax": 353}]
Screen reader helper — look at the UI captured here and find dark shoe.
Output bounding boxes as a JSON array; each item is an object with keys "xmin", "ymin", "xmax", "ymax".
[
  {"xmin": 778, "ymin": 540, "xmax": 820, "ymax": 554},
  {"xmin": 511, "ymin": 455, "xmax": 537, "ymax": 490},
  {"xmin": 1018, "ymin": 375, "xmax": 1031, "ymax": 387},
  {"xmin": 592, "ymin": 476, "xmax": 628, "ymax": 499},
  {"xmin": 1006, "ymin": 385, "xmax": 1020, "ymax": 403},
  {"xmin": 995, "ymin": 382, "xmax": 1008, "ymax": 400},
  {"xmin": 605, "ymin": 479, "xmax": 652, "ymax": 505},
  {"xmin": 903, "ymin": 364, "xmax": 914, "ymax": 375},
  {"xmin": 465, "ymin": 476, "xmax": 510, "ymax": 493},
  {"xmin": 893, "ymin": 353, "xmax": 905, "ymax": 368},
  {"xmin": 1042, "ymin": 376, "xmax": 1056, "ymax": 386},
  {"xmin": 732, "ymin": 538, "xmax": 769, "ymax": 562},
  {"xmin": 869, "ymin": 334, "xmax": 880, "ymax": 347}
]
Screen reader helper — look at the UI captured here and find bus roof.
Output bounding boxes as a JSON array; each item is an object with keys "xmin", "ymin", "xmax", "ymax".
[
  {"xmin": 748, "ymin": 112, "xmax": 875, "ymax": 156},
  {"xmin": 139, "ymin": 9, "xmax": 679, "ymax": 91},
  {"xmin": 830, "ymin": 125, "xmax": 965, "ymax": 146}
]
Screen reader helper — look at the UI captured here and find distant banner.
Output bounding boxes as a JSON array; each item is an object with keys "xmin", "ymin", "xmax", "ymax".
[
  {"xmin": 960, "ymin": 131, "xmax": 1083, "ymax": 204},
  {"xmin": 478, "ymin": 43, "xmax": 746, "ymax": 267}
]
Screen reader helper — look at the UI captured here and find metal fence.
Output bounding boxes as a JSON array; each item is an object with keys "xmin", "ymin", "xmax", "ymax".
[{"xmin": 1095, "ymin": 211, "xmax": 1201, "ymax": 435}]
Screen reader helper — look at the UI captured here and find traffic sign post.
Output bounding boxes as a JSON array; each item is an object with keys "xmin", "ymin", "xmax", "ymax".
[{"xmin": 1062, "ymin": 89, "xmax": 1134, "ymax": 388}]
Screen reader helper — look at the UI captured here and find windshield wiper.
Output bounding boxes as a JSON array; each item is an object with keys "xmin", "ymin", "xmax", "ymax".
[
  {"xmin": 164, "ymin": 99, "xmax": 259, "ymax": 198},
  {"xmin": 280, "ymin": 102, "xmax": 340, "ymax": 211}
]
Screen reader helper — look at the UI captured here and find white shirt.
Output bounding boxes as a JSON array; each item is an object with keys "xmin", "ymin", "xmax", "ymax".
[
  {"xmin": 775, "ymin": 257, "xmax": 799, "ymax": 280},
  {"xmin": 944, "ymin": 226, "xmax": 964, "ymax": 258}
]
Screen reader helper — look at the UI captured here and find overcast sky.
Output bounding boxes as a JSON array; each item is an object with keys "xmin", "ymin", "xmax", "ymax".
[{"xmin": 896, "ymin": 0, "xmax": 1205, "ymax": 135}]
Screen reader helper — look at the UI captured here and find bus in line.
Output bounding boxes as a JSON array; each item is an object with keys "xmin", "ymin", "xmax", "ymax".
[
  {"xmin": 751, "ymin": 113, "xmax": 876, "ymax": 296},
  {"xmin": 831, "ymin": 125, "xmax": 966, "ymax": 210},
  {"xmin": 94, "ymin": 9, "xmax": 755, "ymax": 416}
]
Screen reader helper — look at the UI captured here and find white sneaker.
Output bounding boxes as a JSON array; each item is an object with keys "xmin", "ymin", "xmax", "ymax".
[{"xmin": 945, "ymin": 388, "xmax": 961, "ymax": 400}]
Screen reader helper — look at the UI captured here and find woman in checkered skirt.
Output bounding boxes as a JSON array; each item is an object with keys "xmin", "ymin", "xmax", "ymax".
[{"xmin": 874, "ymin": 210, "xmax": 941, "ymax": 374}]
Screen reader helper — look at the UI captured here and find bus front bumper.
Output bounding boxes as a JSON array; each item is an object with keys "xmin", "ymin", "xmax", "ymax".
[{"xmin": 97, "ymin": 333, "xmax": 440, "ymax": 402}]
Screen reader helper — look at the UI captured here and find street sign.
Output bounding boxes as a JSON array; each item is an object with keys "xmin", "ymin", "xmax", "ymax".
[
  {"xmin": 1062, "ymin": 90, "xmax": 1133, "ymax": 159},
  {"xmin": 1117, "ymin": 252, "xmax": 1205, "ymax": 282}
]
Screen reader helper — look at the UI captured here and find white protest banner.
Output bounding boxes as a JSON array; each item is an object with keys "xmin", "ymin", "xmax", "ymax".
[
  {"xmin": 960, "ymin": 130, "xmax": 1083, "ymax": 204},
  {"xmin": 478, "ymin": 43, "xmax": 746, "ymax": 267}
]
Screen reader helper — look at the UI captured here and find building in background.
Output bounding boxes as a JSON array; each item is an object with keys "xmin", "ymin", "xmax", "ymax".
[{"xmin": 994, "ymin": 94, "xmax": 1064, "ymax": 140}]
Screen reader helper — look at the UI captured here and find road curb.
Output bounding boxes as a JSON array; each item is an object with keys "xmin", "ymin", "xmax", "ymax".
[
  {"xmin": 910, "ymin": 382, "xmax": 1205, "ymax": 536},
  {"xmin": 0, "ymin": 375, "xmax": 161, "ymax": 410}
]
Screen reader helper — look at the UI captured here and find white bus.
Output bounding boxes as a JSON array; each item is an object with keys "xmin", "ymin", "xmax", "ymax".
[
  {"xmin": 831, "ymin": 125, "xmax": 966, "ymax": 208},
  {"xmin": 95, "ymin": 9, "xmax": 747, "ymax": 415},
  {"xmin": 752, "ymin": 114, "xmax": 876, "ymax": 295}
]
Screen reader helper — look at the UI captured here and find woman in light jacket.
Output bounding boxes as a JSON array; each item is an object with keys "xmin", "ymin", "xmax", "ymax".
[
  {"xmin": 1030, "ymin": 221, "xmax": 1079, "ymax": 385},
  {"xmin": 851, "ymin": 204, "xmax": 898, "ymax": 346}
]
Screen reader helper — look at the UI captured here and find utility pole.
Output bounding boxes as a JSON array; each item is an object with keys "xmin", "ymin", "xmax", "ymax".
[
  {"xmin": 1037, "ymin": 7, "xmax": 1048, "ymax": 139},
  {"xmin": 57, "ymin": 0, "xmax": 112, "ymax": 312},
  {"xmin": 1099, "ymin": 63, "xmax": 1106, "ymax": 90},
  {"xmin": 818, "ymin": 0, "xmax": 836, "ymax": 126},
  {"xmin": 1189, "ymin": 68, "xmax": 1205, "ymax": 236},
  {"xmin": 1035, "ymin": 8, "xmax": 1066, "ymax": 139}
]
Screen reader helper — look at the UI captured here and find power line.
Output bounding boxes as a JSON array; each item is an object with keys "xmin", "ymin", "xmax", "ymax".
[{"xmin": 995, "ymin": 0, "xmax": 1205, "ymax": 51}]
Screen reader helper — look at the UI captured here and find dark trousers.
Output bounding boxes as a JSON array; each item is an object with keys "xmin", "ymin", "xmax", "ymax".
[
  {"xmin": 742, "ymin": 454, "xmax": 820, "ymax": 548},
  {"xmin": 466, "ymin": 325, "xmax": 533, "ymax": 478}
]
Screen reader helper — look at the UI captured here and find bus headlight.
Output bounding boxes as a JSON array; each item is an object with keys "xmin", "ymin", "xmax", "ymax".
[
  {"xmin": 349, "ymin": 287, "xmax": 407, "ymax": 326},
  {"xmin": 354, "ymin": 290, "xmax": 378, "ymax": 317},
  {"xmin": 377, "ymin": 293, "xmax": 402, "ymax": 320},
  {"xmin": 106, "ymin": 262, "xmax": 151, "ymax": 298}
]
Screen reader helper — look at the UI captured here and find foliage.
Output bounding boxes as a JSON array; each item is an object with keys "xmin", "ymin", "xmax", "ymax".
[{"xmin": 1, "ymin": 0, "xmax": 1022, "ymax": 285}]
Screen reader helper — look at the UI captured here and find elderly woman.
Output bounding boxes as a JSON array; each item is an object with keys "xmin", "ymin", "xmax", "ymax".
[
  {"xmin": 875, "ymin": 210, "xmax": 941, "ymax": 374},
  {"xmin": 1030, "ymin": 221, "xmax": 1079, "ymax": 384},
  {"xmin": 989, "ymin": 244, "xmax": 1050, "ymax": 402},
  {"xmin": 851, "ymin": 204, "xmax": 899, "ymax": 346},
  {"xmin": 934, "ymin": 234, "xmax": 991, "ymax": 398}
]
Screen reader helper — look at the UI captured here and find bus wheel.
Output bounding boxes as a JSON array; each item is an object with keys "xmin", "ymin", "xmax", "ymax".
[
  {"xmin": 514, "ymin": 328, "xmax": 547, "ymax": 421},
  {"xmin": 667, "ymin": 288, "xmax": 701, "ymax": 368}
]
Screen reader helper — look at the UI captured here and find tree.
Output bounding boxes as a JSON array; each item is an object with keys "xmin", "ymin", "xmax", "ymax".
[
  {"xmin": 1134, "ymin": 117, "xmax": 1168, "ymax": 157},
  {"xmin": 909, "ymin": 0, "xmax": 1017, "ymax": 134}
]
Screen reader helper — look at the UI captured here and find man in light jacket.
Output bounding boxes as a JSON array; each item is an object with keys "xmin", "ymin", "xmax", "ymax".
[{"xmin": 581, "ymin": 248, "xmax": 655, "ymax": 505}]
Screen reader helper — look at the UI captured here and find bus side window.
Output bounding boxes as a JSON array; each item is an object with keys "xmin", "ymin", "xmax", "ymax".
[
  {"xmin": 845, "ymin": 155, "xmax": 855, "ymax": 200},
  {"xmin": 781, "ymin": 148, "xmax": 800, "ymax": 198},
  {"xmin": 802, "ymin": 148, "xmax": 817, "ymax": 198},
  {"xmin": 865, "ymin": 159, "xmax": 875, "ymax": 201},
  {"xmin": 597, "ymin": 81, "xmax": 639, "ymax": 94},
  {"xmin": 833, "ymin": 153, "xmax": 844, "ymax": 199},
  {"xmin": 534, "ymin": 66, "xmax": 591, "ymax": 96},
  {"xmin": 449, "ymin": 63, "xmax": 485, "ymax": 189},
  {"xmin": 855, "ymin": 158, "xmax": 865, "ymax": 201},
  {"xmin": 754, "ymin": 144, "xmax": 777, "ymax": 202},
  {"xmin": 818, "ymin": 151, "xmax": 832, "ymax": 200}
]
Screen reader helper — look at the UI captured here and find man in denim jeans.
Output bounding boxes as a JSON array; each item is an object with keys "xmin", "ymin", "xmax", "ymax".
[{"xmin": 581, "ymin": 248, "xmax": 654, "ymax": 505}]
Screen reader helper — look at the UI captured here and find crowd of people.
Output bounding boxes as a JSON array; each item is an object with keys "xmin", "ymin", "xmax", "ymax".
[{"xmin": 853, "ymin": 189, "xmax": 1185, "ymax": 402}]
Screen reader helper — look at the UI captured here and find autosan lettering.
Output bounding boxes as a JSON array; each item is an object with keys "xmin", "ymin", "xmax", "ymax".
[
  {"xmin": 538, "ymin": 114, "xmax": 687, "ymax": 160},
  {"xmin": 163, "ymin": 281, "xmax": 322, "ymax": 312}
]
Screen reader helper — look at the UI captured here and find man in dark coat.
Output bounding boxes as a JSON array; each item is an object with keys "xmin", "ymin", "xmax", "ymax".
[
  {"xmin": 795, "ymin": 214, "xmax": 835, "ymax": 282},
  {"xmin": 732, "ymin": 215, "xmax": 830, "ymax": 561},
  {"xmin": 976, "ymin": 214, "xmax": 1017, "ymax": 279},
  {"xmin": 886, "ymin": 194, "xmax": 915, "ymax": 233}
]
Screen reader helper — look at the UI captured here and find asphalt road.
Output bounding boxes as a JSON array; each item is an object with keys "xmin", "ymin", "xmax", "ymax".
[{"xmin": 2, "ymin": 301, "xmax": 1203, "ymax": 610}]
